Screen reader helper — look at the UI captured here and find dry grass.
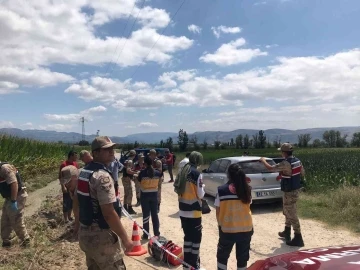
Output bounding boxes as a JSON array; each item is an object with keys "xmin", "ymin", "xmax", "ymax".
[
  {"xmin": 0, "ymin": 195, "xmax": 85, "ymax": 270},
  {"xmin": 298, "ymin": 186, "xmax": 360, "ymax": 233}
]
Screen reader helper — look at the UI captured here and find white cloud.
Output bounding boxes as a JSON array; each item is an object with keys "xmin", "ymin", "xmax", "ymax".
[
  {"xmin": 65, "ymin": 49, "xmax": 360, "ymax": 127},
  {"xmin": 254, "ymin": 1, "xmax": 267, "ymax": 6},
  {"xmin": 0, "ymin": 121, "xmax": 14, "ymax": 128},
  {"xmin": 188, "ymin": 24, "xmax": 202, "ymax": 34},
  {"xmin": 138, "ymin": 122, "xmax": 158, "ymax": 128},
  {"xmin": 22, "ymin": 122, "xmax": 34, "ymax": 129},
  {"xmin": 149, "ymin": 113, "xmax": 156, "ymax": 117},
  {"xmin": 0, "ymin": 0, "xmax": 193, "ymax": 94},
  {"xmin": 157, "ymin": 69, "xmax": 197, "ymax": 88},
  {"xmin": 39, "ymin": 124, "xmax": 73, "ymax": 131},
  {"xmin": 211, "ymin": 25, "xmax": 241, "ymax": 38},
  {"xmin": 44, "ymin": 106, "xmax": 107, "ymax": 122},
  {"xmin": 265, "ymin": 44, "xmax": 279, "ymax": 49},
  {"xmin": 200, "ymin": 38, "xmax": 268, "ymax": 66}
]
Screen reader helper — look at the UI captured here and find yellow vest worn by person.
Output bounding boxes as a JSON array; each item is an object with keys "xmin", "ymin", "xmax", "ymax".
[
  {"xmin": 178, "ymin": 166, "xmax": 202, "ymax": 218},
  {"xmin": 217, "ymin": 183, "xmax": 253, "ymax": 233}
]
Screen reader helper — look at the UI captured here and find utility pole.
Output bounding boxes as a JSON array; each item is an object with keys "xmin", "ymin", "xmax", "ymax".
[
  {"xmin": 80, "ymin": 116, "xmax": 86, "ymax": 141},
  {"xmin": 96, "ymin": 130, "xmax": 100, "ymax": 136}
]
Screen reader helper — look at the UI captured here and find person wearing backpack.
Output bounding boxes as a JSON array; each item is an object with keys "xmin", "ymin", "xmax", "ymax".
[
  {"xmin": 0, "ymin": 162, "xmax": 30, "ymax": 248},
  {"xmin": 215, "ymin": 163, "xmax": 253, "ymax": 270},
  {"xmin": 174, "ymin": 151, "xmax": 205, "ymax": 270}
]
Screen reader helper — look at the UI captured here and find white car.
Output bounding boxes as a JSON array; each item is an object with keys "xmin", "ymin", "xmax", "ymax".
[{"xmin": 202, "ymin": 156, "xmax": 283, "ymax": 201}]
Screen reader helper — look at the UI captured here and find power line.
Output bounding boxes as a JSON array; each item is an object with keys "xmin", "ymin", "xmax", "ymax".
[
  {"xmin": 95, "ymin": 0, "xmax": 145, "ymax": 91},
  {"xmin": 129, "ymin": 0, "xmax": 187, "ymax": 80}
]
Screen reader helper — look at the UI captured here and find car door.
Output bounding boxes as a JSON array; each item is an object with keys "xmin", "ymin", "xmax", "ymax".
[
  {"xmin": 202, "ymin": 159, "xmax": 221, "ymax": 196},
  {"xmin": 214, "ymin": 159, "xmax": 231, "ymax": 191}
]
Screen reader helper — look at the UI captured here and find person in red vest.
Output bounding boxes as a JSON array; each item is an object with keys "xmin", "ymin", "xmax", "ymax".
[
  {"xmin": 164, "ymin": 149, "xmax": 174, "ymax": 183},
  {"xmin": 59, "ymin": 150, "xmax": 79, "ymax": 223}
]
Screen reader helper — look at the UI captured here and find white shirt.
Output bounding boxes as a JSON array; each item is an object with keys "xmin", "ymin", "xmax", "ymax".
[{"xmin": 178, "ymin": 157, "xmax": 189, "ymax": 172}]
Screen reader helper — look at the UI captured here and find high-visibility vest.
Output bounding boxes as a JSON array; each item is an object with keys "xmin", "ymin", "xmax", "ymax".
[
  {"xmin": 218, "ymin": 183, "xmax": 253, "ymax": 233},
  {"xmin": 178, "ymin": 166, "xmax": 202, "ymax": 218},
  {"xmin": 139, "ymin": 169, "xmax": 161, "ymax": 193}
]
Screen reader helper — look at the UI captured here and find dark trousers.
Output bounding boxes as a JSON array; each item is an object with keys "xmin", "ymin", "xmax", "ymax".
[
  {"xmin": 62, "ymin": 192, "xmax": 73, "ymax": 213},
  {"xmin": 168, "ymin": 164, "xmax": 174, "ymax": 181},
  {"xmin": 180, "ymin": 217, "xmax": 202, "ymax": 270},
  {"xmin": 217, "ymin": 228, "xmax": 253, "ymax": 270},
  {"xmin": 141, "ymin": 193, "xmax": 160, "ymax": 236}
]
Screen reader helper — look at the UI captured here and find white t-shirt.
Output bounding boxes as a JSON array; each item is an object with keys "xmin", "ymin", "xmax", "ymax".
[{"xmin": 178, "ymin": 157, "xmax": 189, "ymax": 171}]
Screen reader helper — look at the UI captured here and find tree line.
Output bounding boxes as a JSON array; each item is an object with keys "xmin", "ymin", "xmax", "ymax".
[{"xmin": 119, "ymin": 129, "xmax": 360, "ymax": 151}]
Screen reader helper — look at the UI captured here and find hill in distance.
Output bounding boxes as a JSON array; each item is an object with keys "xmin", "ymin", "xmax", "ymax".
[{"xmin": 0, "ymin": 126, "xmax": 359, "ymax": 144}]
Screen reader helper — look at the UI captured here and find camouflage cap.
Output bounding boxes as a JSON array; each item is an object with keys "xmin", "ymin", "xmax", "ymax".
[
  {"xmin": 60, "ymin": 165, "xmax": 79, "ymax": 185},
  {"xmin": 278, "ymin": 143, "xmax": 293, "ymax": 152},
  {"xmin": 149, "ymin": 149, "xmax": 156, "ymax": 155},
  {"xmin": 129, "ymin": 150, "xmax": 136, "ymax": 156},
  {"xmin": 91, "ymin": 136, "xmax": 117, "ymax": 151},
  {"xmin": 138, "ymin": 153, "xmax": 144, "ymax": 158},
  {"xmin": 79, "ymin": 150, "xmax": 90, "ymax": 159}
]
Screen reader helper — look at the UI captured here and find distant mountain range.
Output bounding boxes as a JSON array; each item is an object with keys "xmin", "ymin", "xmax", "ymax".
[{"xmin": 1, "ymin": 126, "xmax": 359, "ymax": 144}]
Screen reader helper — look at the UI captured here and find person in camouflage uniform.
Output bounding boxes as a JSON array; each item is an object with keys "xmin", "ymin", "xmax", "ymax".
[
  {"xmin": 260, "ymin": 143, "xmax": 305, "ymax": 247},
  {"xmin": 122, "ymin": 159, "xmax": 137, "ymax": 215},
  {"xmin": 0, "ymin": 162, "xmax": 30, "ymax": 248},
  {"xmin": 77, "ymin": 136, "xmax": 133, "ymax": 269}
]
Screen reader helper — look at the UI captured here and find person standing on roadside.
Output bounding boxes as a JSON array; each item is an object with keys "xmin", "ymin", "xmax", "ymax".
[
  {"xmin": 164, "ymin": 149, "xmax": 174, "ymax": 183},
  {"xmin": 149, "ymin": 149, "xmax": 163, "ymax": 213},
  {"xmin": 122, "ymin": 160, "xmax": 137, "ymax": 214},
  {"xmin": 215, "ymin": 163, "xmax": 253, "ymax": 270},
  {"xmin": 260, "ymin": 143, "xmax": 305, "ymax": 247},
  {"xmin": 138, "ymin": 156, "xmax": 162, "ymax": 240},
  {"xmin": 134, "ymin": 154, "xmax": 145, "ymax": 207},
  {"xmin": 174, "ymin": 151, "xmax": 205, "ymax": 270},
  {"xmin": 0, "ymin": 162, "xmax": 30, "ymax": 248},
  {"xmin": 59, "ymin": 150, "xmax": 79, "ymax": 223},
  {"xmin": 79, "ymin": 150, "xmax": 93, "ymax": 165},
  {"xmin": 77, "ymin": 136, "xmax": 133, "ymax": 269},
  {"xmin": 178, "ymin": 153, "xmax": 191, "ymax": 173}
]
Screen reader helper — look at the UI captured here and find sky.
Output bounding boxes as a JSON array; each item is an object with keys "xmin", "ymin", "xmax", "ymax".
[{"xmin": 1, "ymin": 0, "xmax": 360, "ymax": 137}]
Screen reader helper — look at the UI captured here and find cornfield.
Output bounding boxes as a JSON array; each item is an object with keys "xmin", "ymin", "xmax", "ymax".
[
  {"xmin": 198, "ymin": 148, "xmax": 360, "ymax": 192},
  {"xmin": 0, "ymin": 135, "xmax": 85, "ymax": 180}
]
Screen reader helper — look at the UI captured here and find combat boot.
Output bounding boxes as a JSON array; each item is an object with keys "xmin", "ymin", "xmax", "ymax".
[
  {"xmin": 278, "ymin": 226, "xmax": 291, "ymax": 242},
  {"xmin": 135, "ymin": 198, "xmax": 141, "ymax": 207},
  {"xmin": 123, "ymin": 204, "xmax": 129, "ymax": 212},
  {"xmin": 128, "ymin": 206, "xmax": 137, "ymax": 215},
  {"xmin": 2, "ymin": 241, "xmax": 11, "ymax": 248},
  {"xmin": 286, "ymin": 233, "xmax": 304, "ymax": 247}
]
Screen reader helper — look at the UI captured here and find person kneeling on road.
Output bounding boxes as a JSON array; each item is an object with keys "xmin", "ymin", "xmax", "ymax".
[
  {"xmin": 0, "ymin": 162, "xmax": 30, "ymax": 248},
  {"xmin": 77, "ymin": 136, "xmax": 133, "ymax": 269},
  {"xmin": 138, "ymin": 156, "xmax": 162, "ymax": 240},
  {"xmin": 215, "ymin": 163, "xmax": 253, "ymax": 270}
]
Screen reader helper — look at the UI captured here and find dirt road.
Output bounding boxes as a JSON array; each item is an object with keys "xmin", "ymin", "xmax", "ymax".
[
  {"xmin": 12, "ymin": 165, "xmax": 358, "ymax": 269},
  {"xmin": 119, "ymin": 172, "xmax": 359, "ymax": 270}
]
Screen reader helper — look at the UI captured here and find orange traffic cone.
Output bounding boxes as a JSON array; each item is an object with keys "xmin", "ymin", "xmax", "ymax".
[{"xmin": 125, "ymin": 222, "xmax": 147, "ymax": 256}]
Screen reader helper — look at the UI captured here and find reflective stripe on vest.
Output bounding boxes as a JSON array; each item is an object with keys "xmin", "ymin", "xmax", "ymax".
[
  {"xmin": 178, "ymin": 167, "xmax": 202, "ymax": 218},
  {"xmin": 218, "ymin": 184, "xmax": 253, "ymax": 234},
  {"xmin": 281, "ymin": 157, "xmax": 302, "ymax": 192}
]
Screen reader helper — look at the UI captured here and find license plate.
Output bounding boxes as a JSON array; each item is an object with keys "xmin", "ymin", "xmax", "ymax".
[{"xmin": 256, "ymin": 191, "xmax": 276, "ymax": 197}]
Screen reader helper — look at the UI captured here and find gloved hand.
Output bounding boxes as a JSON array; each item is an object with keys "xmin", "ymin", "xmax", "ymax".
[{"xmin": 10, "ymin": 201, "xmax": 18, "ymax": 211}]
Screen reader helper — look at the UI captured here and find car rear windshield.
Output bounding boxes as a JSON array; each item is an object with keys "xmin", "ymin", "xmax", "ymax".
[{"xmin": 237, "ymin": 160, "xmax": 276, "ymax": 174}]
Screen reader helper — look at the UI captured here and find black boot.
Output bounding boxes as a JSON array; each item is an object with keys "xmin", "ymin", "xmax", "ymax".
[
  {"xmin": 135, "ymin": 198, "xmax": 141, "ymax": 207},
  {"xmin": 123, "ymin": 204, "xmax": 129, "ymax": 212},
  {"xmin": 128, "ymin": 206, "xmax": 137, "ymax": 215},
  {"xmin": 2, "ymin": 241, "xmax": 11, "ymax": 248},
  {"xmin": 286, "ymin": 233, "xmax": 304, "ymax": 247},
  {"xmin": 278, "ymin": 226, "xmax": 291, "ymax": 242}
]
